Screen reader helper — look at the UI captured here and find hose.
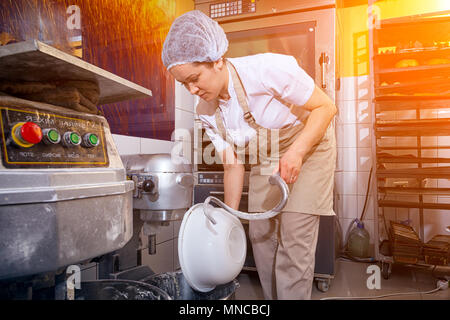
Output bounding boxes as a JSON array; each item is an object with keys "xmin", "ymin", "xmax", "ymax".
[{"xmin": 202, "ymin": 173, "xmax": 289, "ymax": 224}]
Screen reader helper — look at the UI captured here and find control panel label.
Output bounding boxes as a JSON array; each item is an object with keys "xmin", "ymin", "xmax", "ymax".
[{"xmin": 0, "ymin": 107, "xmax": 109, "ymax": 168}]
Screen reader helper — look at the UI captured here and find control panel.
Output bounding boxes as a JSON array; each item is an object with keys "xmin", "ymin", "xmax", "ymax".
[
  {"xmin": 209, "ymin": 0, "xmax": 256, "ymax": 19},
  {"xmin": 0, "ymin": 107, "xmax": 109, "ymax": 168},
  {"xmin": 197, "ymin": 172, "xmax": 224, "ymax": 185}
]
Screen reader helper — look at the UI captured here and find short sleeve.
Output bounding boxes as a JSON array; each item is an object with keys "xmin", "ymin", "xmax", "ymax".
[
  {"xmin": 259, "ymin": 54, "xmax": 315, "ymax": 107},
  {"xmin": 198, "ymin": 115, "xmax": 231, "ymax": 153}
]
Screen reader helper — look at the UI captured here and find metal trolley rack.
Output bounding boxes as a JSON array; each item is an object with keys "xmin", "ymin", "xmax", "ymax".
[{"xmin": 368, "ymin": 8, "xmax": 450, "ymax": 279}]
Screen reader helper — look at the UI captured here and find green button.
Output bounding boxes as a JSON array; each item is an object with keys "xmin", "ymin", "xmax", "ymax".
[
  {"xmin": 70, "ymin": 133, "xmax": 80, "ymax": 144},
  {"xmin": 89, "ymin": 134, "xmax": 98, "ymax": 145},
  {"xmin": 48, "ymin": 129, "xmax": 59, "ymax": 142}
]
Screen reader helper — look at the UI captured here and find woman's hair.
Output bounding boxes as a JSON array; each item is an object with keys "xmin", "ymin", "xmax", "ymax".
[
  {"xmin": 192, "ymin": 61, "xmax": 215, "ymax": 68},
  {"xmin": 161, "ymin": 10, "xmax": 228, "ymax": 70}
]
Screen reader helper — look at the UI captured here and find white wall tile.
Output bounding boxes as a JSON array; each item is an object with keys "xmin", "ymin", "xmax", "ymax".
[
  {"xmin": 336, "ymin": 100, "xmax": 356, "ymax": 124},
  {"xmin": 357, "ymin": 124, "xmax": 372, "ymax": 148},
  {"xmin": 175, "ymin": 81, "xmax": 196, "ymax": 112},
  {"xmin": 337, "ymin": 75, "xmax": 369, "ymax": 101},
  {"xmin": 336, "ymin": 124, "xmax": 358, "ymax": 148},
  {"xmin": 339, "ymin": 218, "xmax": 352, "ymax": 245},
  {"xmin": 339, "ymin": 147, "xmax": 357, "ymax": 171},
  {"xmin": 357, "ymin": 100, "xmax": 371, "ymax": 124},
  {"xmin": 336, "ymin": 148, "xmax": 343, "ymax": 171},
  {"xmin": 357, "ymin": 171, "xmax": 371, "ymax": 196},
  {"xmin": 175, "ymin": 107, "xmax": 195, "ymax": 131},
  {"xmin": 337, "ymin": 171, "xmax": 358, "ymax": 195},
  {"xmin": 337, "ymin": 77, "xmax": 355, "ymax": 101},
  {"xmin": 174, "ymin": 108, "xmax": 194, "ymax": 163},
  {"xmin": 112, "ymin": 134, "xmax": 141, "ymax": 155},
  {"xmin": 358, "ymin": 195, "xmax": 374, "ymax": 220},
  {"xmin": 338, "ymin": 195, "xmax": 359, "ymax": 219},
  {"xmin": 357, "ymin": 147, "xmax": 372, "ymax": 172}
]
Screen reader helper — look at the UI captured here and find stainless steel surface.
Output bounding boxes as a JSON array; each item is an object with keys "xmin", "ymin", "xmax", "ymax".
[
  {"xmin": 123, "ymin": 153, "xmax": 192, "ymax": 174},
  {"xmin": 123, "ymin": 154, "xmax": 193, "ymax": 223},
  {"xmin": 0, "ymin": 101, "xmax": 134, "ymax": 280},
  {"xmin": 0, "ymin": 40, "xmax": 152, "ymax": 105},
  {"xmin": 0, "ymin": 41, "xmax": 150, "ymax": 280},
  {"xmin": 140, "ymin": 209, "xmax": 187, "ymax": 222},
  {"xmin": 0, "ymin": 193, "xmax": 133, "ymax": 280}
]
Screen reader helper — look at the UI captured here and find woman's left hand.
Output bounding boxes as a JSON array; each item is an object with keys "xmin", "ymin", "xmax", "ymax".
[{"xmin": 274, "ymin": 148, "xmax": 304, "ymax": 184}]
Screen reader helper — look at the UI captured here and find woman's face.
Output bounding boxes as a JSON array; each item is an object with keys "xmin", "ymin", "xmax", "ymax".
[{"xmin": 169, "ymin": 60, "xmax": 227, "ymax": 102}]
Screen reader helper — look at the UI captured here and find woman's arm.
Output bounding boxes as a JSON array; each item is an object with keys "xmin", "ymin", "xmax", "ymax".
[
  {"xmin": 220, "ymin": 146, "xmax": 245, "ymax": 210},
  {"xmin": 277, "ymin": 85, "xmax": 337, "ymax": 184}
]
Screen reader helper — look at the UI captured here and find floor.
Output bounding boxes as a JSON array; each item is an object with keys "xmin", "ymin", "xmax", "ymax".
[{"xmin": 234, "ymin": 259, "xmax": 450, "ymax": 300}]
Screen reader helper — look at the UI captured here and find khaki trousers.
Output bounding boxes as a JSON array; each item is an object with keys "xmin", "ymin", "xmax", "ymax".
[{"xmin": 248, "ymin": 212, "xmax": 320, "ymax": 300}]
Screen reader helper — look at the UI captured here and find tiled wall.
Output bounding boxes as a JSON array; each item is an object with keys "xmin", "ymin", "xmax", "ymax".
[{"xmin": 335, "ymin": 75, "xmax": 376, "ymax": 251}]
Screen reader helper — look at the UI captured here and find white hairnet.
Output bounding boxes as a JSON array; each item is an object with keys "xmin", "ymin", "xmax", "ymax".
[{"xmin": 162, "ymin": 10, "xmax": 228, "ymax": 70}]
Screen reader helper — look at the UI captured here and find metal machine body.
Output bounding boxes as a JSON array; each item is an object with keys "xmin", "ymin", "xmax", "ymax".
[
  {"xmin": 0, "ymin": 40, "xmax": 151, "ymax": 292},
  {"xmin": 122, "ymin": 154, "xmax": 194, "ymax": 256},
  {"xmin": 0, "ymin": 97, "xmax": 134, "ymax": 280}
]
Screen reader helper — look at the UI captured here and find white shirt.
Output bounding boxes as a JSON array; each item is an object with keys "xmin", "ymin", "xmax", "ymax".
[{"xmin": 198, "ymin": 53, "xmax": 315, "ymax": 152}]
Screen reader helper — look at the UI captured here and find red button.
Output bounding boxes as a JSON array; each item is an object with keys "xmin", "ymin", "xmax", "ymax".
[{"xmin": 20, "ymin": 122, "xmax": 43, "ymax": 144}]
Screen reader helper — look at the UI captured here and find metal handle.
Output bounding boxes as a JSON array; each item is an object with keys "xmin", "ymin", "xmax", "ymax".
[
  {"xmin": 319, "ymin": 52, "xmax": 329, "ymax": 89},
  {"xmin": 203, "ymin": 173, "xmax": 289, "ymax": 224}
]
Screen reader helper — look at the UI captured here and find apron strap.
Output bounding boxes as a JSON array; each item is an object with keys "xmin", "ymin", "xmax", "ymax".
[
  {"xmin": 214, "ymin": 107, "xmax": 229, "ymax": 141},
  {"xmin": 213, "ymin": 59, "xmax": 306, "ymax": 159},
  {"xmin": 226, "ymin": 60, "xmax": 262, "ymax": 130}
]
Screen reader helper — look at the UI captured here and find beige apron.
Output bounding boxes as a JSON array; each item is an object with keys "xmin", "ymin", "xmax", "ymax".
[{"xmin": 214, "ymin": 60, "xmax": 336, "ymax": 216}]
